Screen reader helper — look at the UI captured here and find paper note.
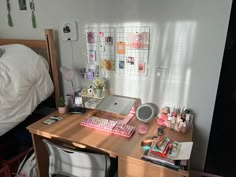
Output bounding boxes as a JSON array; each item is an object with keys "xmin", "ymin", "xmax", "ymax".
[
  {"xmin": 116, "ymin": 42, "xmax": 126, "ymax": 54},
  {"xmin": 169, "ymin": 142, "xmax": 193, "ymax": 160},
  {"xmin": 87, "ymin": 32, "xmax": 95, "ymax": 44}
]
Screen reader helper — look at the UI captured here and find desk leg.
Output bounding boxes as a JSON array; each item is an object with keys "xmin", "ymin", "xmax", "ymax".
[{"xmin": 31, "ymin": 134, "xmax": 49, "ymax": 177}]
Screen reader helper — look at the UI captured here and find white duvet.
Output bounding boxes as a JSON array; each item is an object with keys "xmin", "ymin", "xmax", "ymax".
[{"xmin": 0, "ymin": 44, "xmax": 54, "ymax": 136}]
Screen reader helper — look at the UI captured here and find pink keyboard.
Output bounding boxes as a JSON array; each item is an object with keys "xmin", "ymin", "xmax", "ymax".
[{"xmin": 80, "ymin": 116, "xmax": 136, "ymax": 138}]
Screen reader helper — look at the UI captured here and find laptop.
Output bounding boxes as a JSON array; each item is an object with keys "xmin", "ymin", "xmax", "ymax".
[{"xmin": 96, "ymin": 95, "xmax": 136, "ymax": 115}]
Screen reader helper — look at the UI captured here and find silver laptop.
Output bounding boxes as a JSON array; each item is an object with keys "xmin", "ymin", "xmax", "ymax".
[{"xmin": 96, "ymin": 95, "xmax": 136, "ymax": 115}]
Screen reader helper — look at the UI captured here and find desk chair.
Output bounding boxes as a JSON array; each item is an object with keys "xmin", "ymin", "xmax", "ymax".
[{"xmin": 42, "ymin": 139, "xmax": 111, "ymax": 177}]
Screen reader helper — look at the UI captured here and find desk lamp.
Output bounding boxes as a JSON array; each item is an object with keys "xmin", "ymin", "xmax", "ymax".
[{"xmin": 60, "ymin": 66, "xmax": 86, "ymax": 113}]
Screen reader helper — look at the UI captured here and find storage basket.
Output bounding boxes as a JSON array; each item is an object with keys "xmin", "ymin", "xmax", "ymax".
[
  {"xmin": 0, "ymin": 164, "xmax": 11, "ymax": 177},
  {"xmin": 2, "ymin": 148, "xmax": 31, "ymax": 177}
]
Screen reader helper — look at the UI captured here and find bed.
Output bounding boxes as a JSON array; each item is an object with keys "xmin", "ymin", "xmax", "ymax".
[{"xmin": 0, "ymin": 29, "xmax": 60, "ymax": 161}]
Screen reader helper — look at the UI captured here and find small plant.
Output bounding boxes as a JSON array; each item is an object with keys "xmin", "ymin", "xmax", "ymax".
[
  {"xmin": 93, "ymin": 77, "xmax": 105, "ymax": 89},
  {"xmin": 58, "ymin": 96, "xmax": 65, "ymax": 107}
]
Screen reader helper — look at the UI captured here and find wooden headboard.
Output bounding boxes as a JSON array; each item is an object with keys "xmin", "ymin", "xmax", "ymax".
[{"xmin": 0, "ymin": 29, "xmax": 60, "ymax": 106}]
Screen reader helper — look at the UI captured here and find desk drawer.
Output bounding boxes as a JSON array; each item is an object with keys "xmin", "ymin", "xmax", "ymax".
[{"xmin": 118, "ymin": 156, "xmax": 189, "ymax": 177}]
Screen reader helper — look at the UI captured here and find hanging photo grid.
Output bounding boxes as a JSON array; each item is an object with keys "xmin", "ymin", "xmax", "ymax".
[
  {"xmin": 116, "ymin": 26, "xmax": 150, "ymax": 75},
  {"xmin": 85, "ymin": 27, "xmax": 116, "ymax": 75},
  {"xmin": 85, "ymin": 26, "xmax": 150, "ymax": 76}
]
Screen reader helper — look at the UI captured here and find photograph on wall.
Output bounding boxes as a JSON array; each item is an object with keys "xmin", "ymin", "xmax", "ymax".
[
  {"xmin": 116, "ymin": 42, "xmax": 126, "ymax": 54},
  {"xmin": 138, "ymin": 62, "xmax": 145, "ymax": 73},
  {"xmin": 87, "ymin": 32, "xmax": 95, "ymax": 44},
  {"xmin": 127, "ymin": 56, "xmax": 135, "ymax": 65},
  {"xmin": 88, "ymin": 50, "xmax": 96, "ymax": 63},
  {"xmin": 100, "ymin": 59, "xmax": 115, "ymax": 71},
  {"xmin": 105, "ymin": 36, "xmax": 113, "ymax": 45},
  {"xmin": 126, "ymin": 32, "xmax": 149, "ymax": 49},
  {"xmin": 19, "ymin": 0, "xmax": 27, "ymax": 10},
  {"xmin": 119, "ymin": 60, "xmax": 125, "ymax": 69}
]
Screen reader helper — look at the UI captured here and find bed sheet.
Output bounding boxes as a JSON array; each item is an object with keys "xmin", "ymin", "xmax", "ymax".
[
  {"xmin": 0, "ymin": 44, "xmax": 54, "ymax": 136},
  {"xmin": 0, "ymin": 99, "xmax": 56, "ymax": 160}
]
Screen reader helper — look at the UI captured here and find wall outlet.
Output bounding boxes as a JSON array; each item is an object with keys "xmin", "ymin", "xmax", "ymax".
[
  {"xmin": 61, "ymin": 21, "xmax": 78, "ymax": 41},
  {"xmin": 151, "ymin": 66, "xmax": 169, "ymax": 80}
]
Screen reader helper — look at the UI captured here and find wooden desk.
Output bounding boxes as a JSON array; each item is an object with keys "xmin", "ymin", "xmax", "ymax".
[{"xmin": 27, "ymin": 110, "xmax": 192, "ymax": 177}]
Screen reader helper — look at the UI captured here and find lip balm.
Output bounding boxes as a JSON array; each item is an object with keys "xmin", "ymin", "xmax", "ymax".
[{"xmin": 138, "ymin": 124, "xmax": 148, "ymax": 134}]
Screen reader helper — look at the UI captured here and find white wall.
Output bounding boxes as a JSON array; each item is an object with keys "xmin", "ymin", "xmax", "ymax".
[{"xmin": 0, "ymin": 0, "xmax": 232, "ymax": 171}]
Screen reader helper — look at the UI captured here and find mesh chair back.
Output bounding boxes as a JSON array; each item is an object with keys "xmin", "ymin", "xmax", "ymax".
[{"xmin": 43, "ymin": 139, "xmax": 111, "ymax": 177}]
